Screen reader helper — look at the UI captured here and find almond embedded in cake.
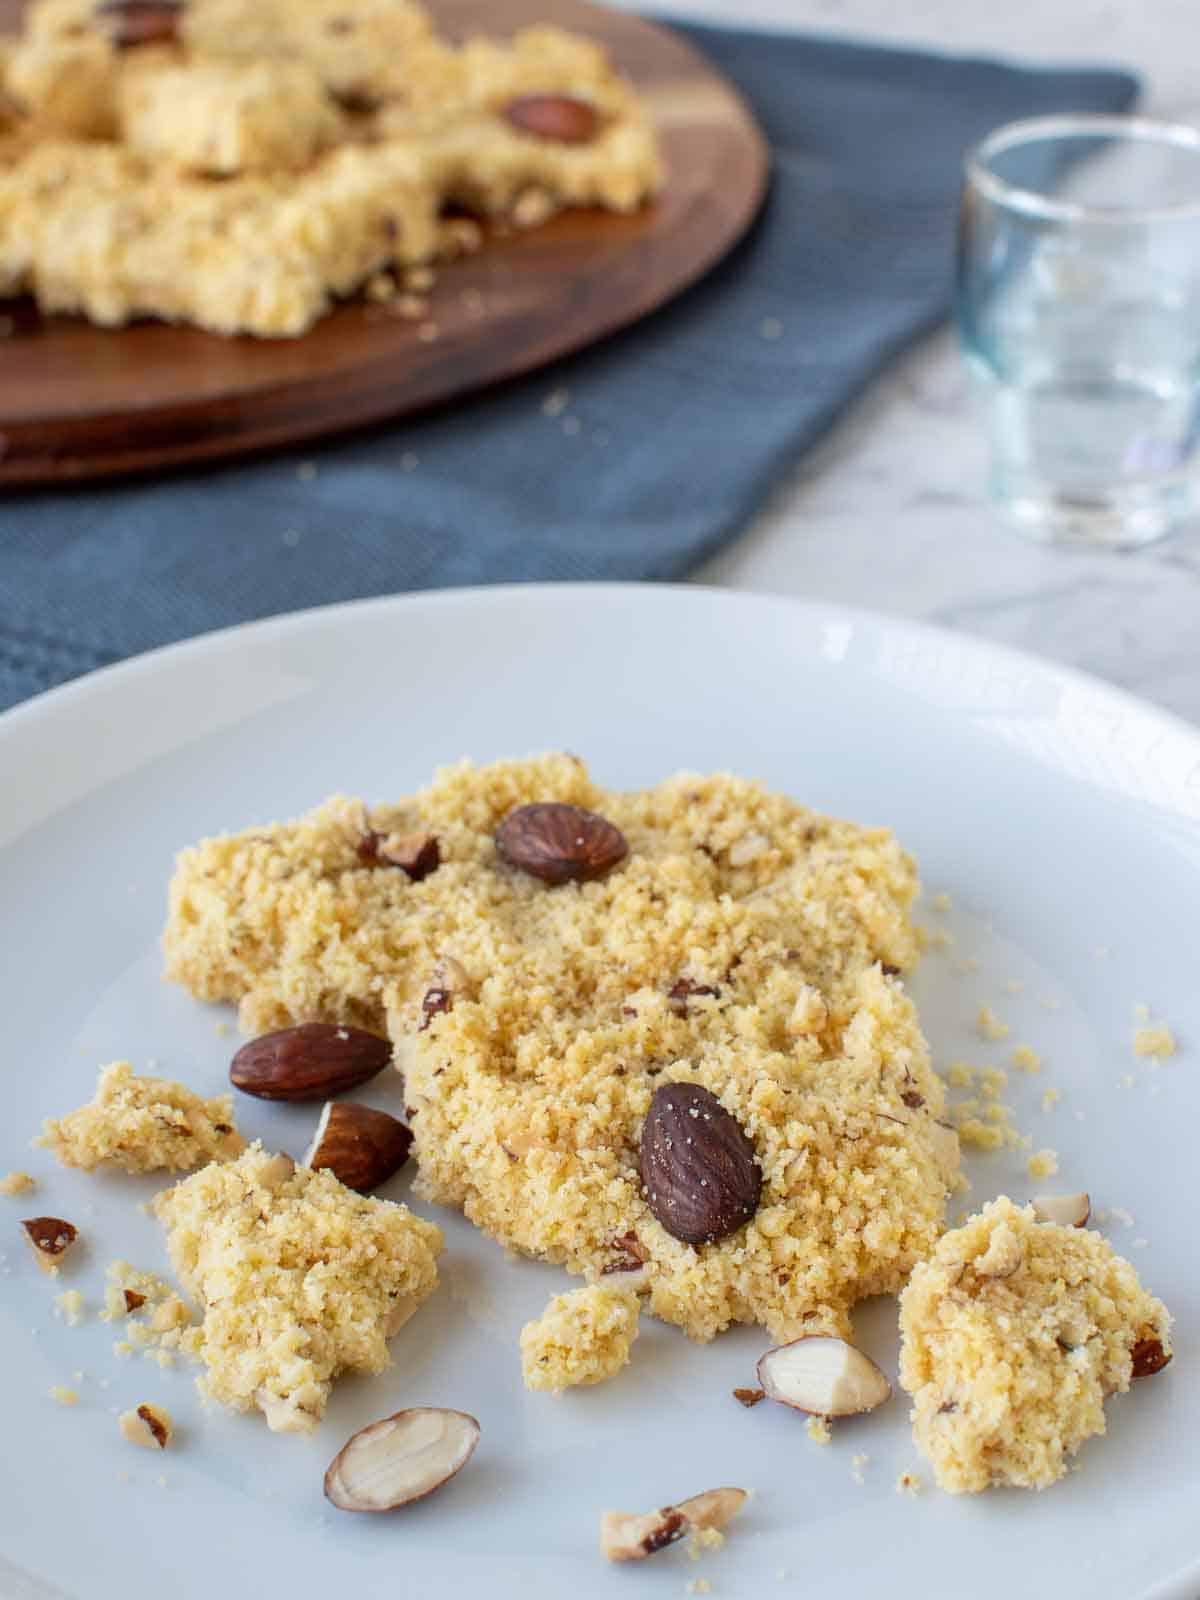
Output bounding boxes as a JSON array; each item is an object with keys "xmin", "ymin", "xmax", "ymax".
[
  {"xmin": 36, "ymin": 1060, "xmax": 244, "ymax": 1174},
  {"xmin": 153, "ymin": 1143, "xmax": 442, "ymax": 1431},
  {"xmin": 898, "ymin": 1196, "xmax": 1173, "ymax": 1492},
  {"xmin": 164, "ymin": 754, "xmax": 956, "ymax": 1348}
]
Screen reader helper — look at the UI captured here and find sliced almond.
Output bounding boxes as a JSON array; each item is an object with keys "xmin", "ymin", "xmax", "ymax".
[
  {"xmin": 324, "ymin": 1407, "xmax": 480, "ymax": 1513},
  {"xmin": 1032, "ymin": 1191, "xmax": 1091, "ymax": 1228},
  {"xmin": 756, "ymin": 1335, "xmax": 891, "ymax": 1418},
  {"xmin": 600, "ymin": 1486, "xmax": 746, "ymax": 1562},
  {"xmin": 21, "ymin": 1216, "xmax": 77, "ymax": 1273},
  {"xmin": 119, "ymin": 1402, "xmax": 172, "ymax": 1449}
]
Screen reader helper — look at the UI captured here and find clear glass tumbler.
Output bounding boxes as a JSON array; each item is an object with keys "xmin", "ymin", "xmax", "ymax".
[{"xmin": 958, "ymin": 114, "xmax": 1200, "ymax": 547}]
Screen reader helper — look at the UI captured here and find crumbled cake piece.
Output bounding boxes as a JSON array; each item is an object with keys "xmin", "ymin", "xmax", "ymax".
[
  {"xmin": 520, "ymin": 1283, "xmax": 639, "ymax": 1392},
  {"xmin": 48, "ymin": 1385, "xmax": 78, "ymax": 1405},
  {"xmin": 1041, "ymin": 1088, "xmax": 1061, "ymax": 1112},
  {"xmin": 153, "ymin": 1143, "xmax": 442, "ymax": 1431},
  {"xmin": 0, "ymin": 1170, "xmax": 35, "ymax": 1196},
  {"xmin": 976, "ymin": 1007, "xmax": 1010, "ymax": 1042},
  {"xmin": 898, "ymin": 1196, "xmax": 1172, "ymax": 1492},
  {"xmin": 895, "ymin": 1470, "xmax": 923, "ymax": 1495},
  {"xmin": 163, "ymin": 755, "xmax": 957, "ymax": 1346},
  {"xmin": 945, "ymin": 1062, "xmax": 975, "ymax": 1089},
  {"xmin": 931, "ymin": 893, "xmax": 952, "ymax": 912},
  {"xmin": 54, "ymin": 1288, "xmax": 85, "ymax": 1325},
  {"xmin": 0, "ymin": 1, "xmax": 662, "ymax": 336},
  {"xmin": 806, "ymin": 1415, "xmax": 832, "ymax": 1445},
  {"xmin": 36, "ymin": 1061, "xmax": 244, "ymax": 1174},
  {"xmin": 99, "ymin": 1260, "xmax": 175, "ymax": 1320},
  {"xmin": 1134, "ymin": 1026, "xmax": 1176, "ymax": 1060},
  {"xmin": 1027, "ymin": 1148, "xmax": 1059, "ymax": 1181},
  {"xmin": 1012, "ymin": 1044, "xmax": 1042, "ymax": 1074}
]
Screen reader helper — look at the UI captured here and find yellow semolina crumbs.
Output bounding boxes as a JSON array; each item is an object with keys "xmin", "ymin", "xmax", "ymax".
[
  {"xmin": 36, "ymin": 1061, "xmax": 244, "ymax": 1174},
  {"xmin": 153, "ymin": 1143, "xmax": 441, "ymax": 1431},
  {"xmin": 162, "ymin": 754, "xmax": 960, "ymax": 1347},
  {"xmin": 1134, "ymin": 1026, "xmax": 1176, "ymax": 1060},
  {"xmin": 520, "ymin": 1282, "xmax": 639, "ymax": 1392},
  {"xmin": 0, "ymin": 1170, "xmax": 35, "ymax": 1195},
  {"xmin": 899, "ymin": 1197, "xmax": 1172, "ymax": 1492}
]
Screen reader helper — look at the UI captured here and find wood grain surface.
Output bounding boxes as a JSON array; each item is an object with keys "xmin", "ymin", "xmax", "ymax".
[{"xmin": 0, "ymin": 0, "xmax": 768, "ymax": 486}]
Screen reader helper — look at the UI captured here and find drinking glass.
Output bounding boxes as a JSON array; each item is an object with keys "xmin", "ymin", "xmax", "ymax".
[{"xmin": 958, "ymin": 114, "xmax": 1200, "ymax": 547}]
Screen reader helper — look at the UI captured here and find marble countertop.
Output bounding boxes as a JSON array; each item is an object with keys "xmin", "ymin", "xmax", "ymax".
[{"xmin": 615, "ymin": 0, "xmax": 1200, "ymax": 726}]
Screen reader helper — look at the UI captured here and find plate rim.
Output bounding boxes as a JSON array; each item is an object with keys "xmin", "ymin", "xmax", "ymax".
[{"xmin": 3, "ymin": 580, "xmax": 1199, "ymax": 775}]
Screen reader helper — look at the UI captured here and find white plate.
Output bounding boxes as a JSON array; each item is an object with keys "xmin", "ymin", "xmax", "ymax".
[{"xmin": 0, "ymin": 584, "xmax": 1196, "ymax": 1600}]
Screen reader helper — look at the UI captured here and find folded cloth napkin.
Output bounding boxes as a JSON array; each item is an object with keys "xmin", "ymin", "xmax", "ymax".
[{"xmin": 0, "ymin": 22, "xmax": 1136, "ymax": 710}]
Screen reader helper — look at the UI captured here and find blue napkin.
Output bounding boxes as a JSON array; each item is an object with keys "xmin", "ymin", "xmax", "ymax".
[{"xmin": 0, "ymin": 23, "xmax": 1136, "ymax": 709}]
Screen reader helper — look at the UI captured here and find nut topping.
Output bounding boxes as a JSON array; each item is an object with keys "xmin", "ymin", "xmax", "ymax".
[
  {"xmin": 640, "ymin": 1083, "xmax": 760, "ymax": 1246},
  {"xmin": 119, "ymin": 1402, "xmax": 172, "ymax": 1449},
  {"xmin": 495, "ymin": 802, "xmax": 627, "ymax": 886},
  {"xmin": 357, "ymin": 827, "xmax": 440, "ymax": 882},
  {"xmin": 1031, "ymin": 1192, "xmax": 1091, "ymax": 1228},
  {"xmin": 230, "ymin": 1022, "xmax": 391, "ymax": 1101},
  {"xmin": 666, "ymin": 978, "xmax": 720, "ymax": 1016},
  {"xmin": 95, "ymin": 0, "xmax": 184, "ymax": 48},
  {"xmin": 600, "ymin": 1486, "xmax": 746, "ymax": 1562},
  {"xmin": 303, "ymin": 1100, "xmax": 412, "ymax": 1193},
  {"xmin": 1130, "ymin": 1333, "xmax": 1172, "ymax": 1379},
  {"xmin": 732, "ymin": 1387, "xmax": 765, "ymax": 1408},
  {"xmin": 756, "ymin": 1335, "xmax": 892, "ymax": 1417},
  {"xmin": 324, "ymin": 1407, "xmax": 480, "ymax": 1513},
  {"xmin": 503, "ymin": 94, "xmax": 599, "ymax": 145},
  {"xmin": 123, "ymin": 1288, "xmax": 146, "ymax": 1313},
  {"xmin": 21, "ymin": 1216, "xmax": 77, "ymax": 1273},
  {"xmin": 601, "ymin": 1230, "xmax": 648, "ymax": 1275}
]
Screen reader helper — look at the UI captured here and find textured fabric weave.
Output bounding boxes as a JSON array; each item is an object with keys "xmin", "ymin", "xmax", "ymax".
[{"xmin": 0, "ymin": 22, "xmax": 1136, "ymax": 708}]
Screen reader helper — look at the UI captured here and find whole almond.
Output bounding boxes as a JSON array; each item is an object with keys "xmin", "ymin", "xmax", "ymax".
[
  {"xmin": 503, "ymin": 94, "xmax": 599, "ymax": 144},
  {"xmin": 640, "ymin": 1083, "xmax": 761, "ymax": 1246},
  {"xmin": 230, "ymin": 1022, "xmax": 391, "ymax": 1102},
  {"xmin": 95, "ymin": 0, "xmax": 184, "ymax": 47},
  {"xmin": 303, "ymin": 1101, "xmax": 412, "ymax": 1192},
  {"xmin": 495, "ymin": 802, "xmax": 627, "ymax": 886}
]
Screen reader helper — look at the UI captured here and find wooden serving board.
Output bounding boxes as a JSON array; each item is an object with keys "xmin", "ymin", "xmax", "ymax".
[{"xmin": 0, "ymin": 0, "xmax": 768, "ymax": 485}]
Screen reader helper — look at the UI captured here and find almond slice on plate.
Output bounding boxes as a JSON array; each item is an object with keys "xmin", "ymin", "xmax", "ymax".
[
  {"xmin": 600, "ymin": 1486, "xmax": 746, "ymax": 1561},
  {"xmin": 1031, "ymin": 1192, "xmax": 1091, "ymax": 1228},
  {"xmin": 756, "ymin": 1335, "xmax": 891, "ymax": 1417},
  {"xmin": 324, "ymin": 1407, "xmax": 480, "ymax": 1513}
]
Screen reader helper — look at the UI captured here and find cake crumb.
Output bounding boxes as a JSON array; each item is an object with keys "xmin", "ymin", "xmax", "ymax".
[
  {"xmin": 212, "ymin": 1020, "xmax": 232, "ymax": 1038},
  {"xmin": 1134, "ymin": 1026, "xmax": 1176, "ymax": 1060},
  {"xmin": 895, "ymin": 1470, "xmax": 923, "ymax": 1496},
  {"xmin": 931, "ymin": 892, "xmax": 952, "ymax": 912},
  {"xmin": 806, "ymin": 1415, "xmax": 832, "ymax": 1445},
  {"xmin": 1027, "ymin": 1149, "xmax": 1059, "ymax": 1181},
  {"xmin": 946, "ymin": 1062, "xmax": 976, "ymax": 1089},
  {"xmin": 0, "ymin": 1170, "xmax": 35, "ymax": 1196},
  {"xmin": 957, "ymin": 1118, "xmax": 1005, "ymax": 1152},
  {"xmin": 520, "ymin": 1283, "xmax": 639, "ymax": 1393},
  {"xmin": 54, "ymin": 1289, "xmax": 85, "ymax": 1326},
  {"xmin": 977, "ymin": 1007, "xmax": 1010, "ymax": 1042},
  {"xmin": 850, "ymin": 1452, "xmax": 870, "ymax": 1485},
  {"xmin": 541, "ymin": 387, "xmax": 570, "ymax": 418},
  {"xmin": 1120, "ymin": 1073, "xmax": 1136, "ymax": 1089},
  {"xmin": 113, "ymin": 1341, "xmax": 133, "ymax": 1358},
  {"xmin": 49, "ymin": 1386, "xmax": 78, "ymax": 1406},
  {"xmin": 688, "ymin": 1528, "xmax": 725, "ymax": 1559},
  {"xmin": 1012, "ymin": 1044, "xmax": 1042, "ymax": 1074},
  {"xmin": 1041, "ymin": 1088, "xmax": 1061, "ymax": 1113},
  {"xmin": 685, "ymin": 1582, "xmax": 711, "ymax": 1596},
  {"xmin": 1133, "ymin": 1002, "xmax": 1151, "ymax": 1023},
  {"xmin": 979, "ymin": 1067, "xmax": 1008, "ymax": 1100},
  {"xmin": 1005, "ymin": 979, "xmax": 1025, "ymax": 995}
]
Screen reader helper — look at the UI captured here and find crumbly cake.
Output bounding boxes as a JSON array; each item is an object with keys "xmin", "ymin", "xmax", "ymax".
[
  {"xmin": 164, "ymin": 754, "xmax": 957, "ymax": 1345},
  {"xmin": 521, "ymin": 1283, "xmax": 640, "ymax": 1392},
  {"xmin": 153, "ymin": 1143, "xmax": 442, "ymax": 1430},
  {"xmin": 36, "ymin": 1060, "xmax": 244, "ymax": 1174},
  {"xmin": 898, "ymin": 1196, "xmax": 1172, "ymax": 1492},
  {"xmin": 0, "ymin": 0, "xmax": 662, "ymax": 336}
]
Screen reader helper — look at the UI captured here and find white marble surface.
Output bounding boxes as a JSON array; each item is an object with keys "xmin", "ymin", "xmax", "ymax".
[{"xmin": 615, "ymin": 0, "xmax": 1200, "ymax": 725}]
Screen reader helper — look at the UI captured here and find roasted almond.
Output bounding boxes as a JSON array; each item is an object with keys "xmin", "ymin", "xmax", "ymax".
[
  {"xmin": 732, "ymin": 1387, "xmax": 765, "ymax": 1408},
  {"xmin": 640, "ymin": 1082, "xmax": 760, "ymax": 1246},
  {"xmin": 230, "ymin": 1022, "xmax": 391, "ymax": 1101},
  {"xmin": 1130, "ymin": 1333, "xmax": 1172, "ymax": 1379},
  {"xmin": 21, "ymin": 1216, "xmax": 77, "ymax": 1273},
  {"xmin": 600, "ymin": 1487, "xmax": 746, "ymax": 1562},
  {"xmin": 600, "ymin": 1230, "xmax": 649, "ymax": 1275},
  {"xmin": 495, "ymin": 802, "xmax": 627, "ymax": 886},
  {"xmin": 357, "ymin": 828, "xmax": 440, "ymax": 881},
  {"xmin": 325, "ymin": 1407, "xmax": 480, "ymax": 1512},
  {"xmin": 757, "ymin": 1335, "xmax": 891, "ymax": 1417},
  {"xmin": 95, "ymin": 0, "xmax": 184, "ymax": 47},
  {"xmin": 503, "ymin": 94, "xmax": 599, "ymax": 144},
  {"xmin": 303, "ymin": 1101, "xmax": 412, "ymax": 1192}
]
